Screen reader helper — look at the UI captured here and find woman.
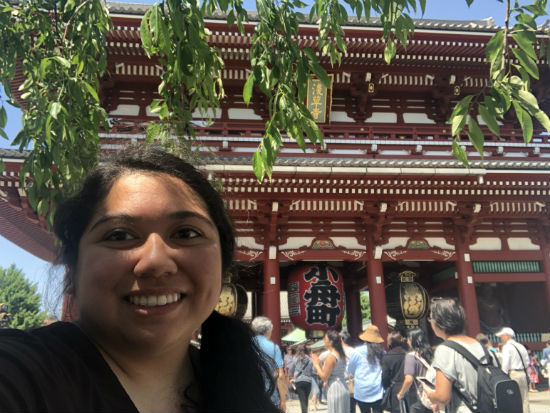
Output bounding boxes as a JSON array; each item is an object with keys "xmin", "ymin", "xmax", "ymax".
[
  {"xmin": 288, "ymin": 344, "xmax": 314, "ymax": 413},
  {"xmin": 381, "ymin": 330, "xmax": 408, "ymax": 413},
  {"xmin": 423, "ymin": 297, "xmax": 495, "ymax": 413},
  {"xmin": 0, "ymin": 146, "xmax": 280, "ymax": 412},
  {"xmin": 396, "ymin": 328, "xmax": 434, "ymax": 413},
  {"xmin": 312, "ymin": 330, "xmax": 350, "ymax": 413},
  {"xmin": 527, "ymin": 348, "xmax": 540, "ymax": 392},
  {"xmin": 346, "ymin": 325, "xmax": 385, "ymax": 413}
]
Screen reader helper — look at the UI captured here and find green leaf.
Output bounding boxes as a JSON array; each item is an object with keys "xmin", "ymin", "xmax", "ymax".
[
  {"xmin": 477, "ymin": 104, "xmax": 500, "ymax": 138},
  {"xmin": 309, "ymin": 59, "xmax": 331, "ymax": 88},
  {"xmin": 513, "ymin": 101, "xmax": 533, "ymax": 144},
  {"xmin": 252, "ymin": 151, "xmax": 264, "ymax": 181},
  {"xmin": 452, "ymin": 140, "xmax": 469, "ymax": 166},
  {"xmin": 0, "ymin": 106, "xmax": 6, "ymax": 129},
  {"xmin": 82, "ymin": 81, "xmax": 99, "ymax": 103},
  {"xmin": 467, "ymin": 117, "xmax": 485, "ymax": 156},
  {"xmin": 512, "ymin": 32, "xmax": 537, "ymax": 60},
  {"xmin": 451, "ymin": 113, "xmax": 466, "ymax": 137},
  {"xmin": 449, "ymin": 94, "xmax": 473, "ymax": 119},
  {"xmin": 511, "ymin": 48, "xmax": 539, "ymax": 79},
  {"xmin": 52, "ymin": 56, "xmax": 71, "ymax": 68},
  {"xmin": 50, "ymin": 102, "xmax": 62, "ymax": 120},
  {"xmin": 516, "ymin": 90, "xmax": 540, "ymax": 115},
  {"xmin": 384, "ymin": 39, "xmax": 396, "ymax": 64},
  {"xmin": 485, "ymin": 30, "xmax": 504, "ymax": 62},
  {"xmin": 140, "ymin": 10, "xmax": 153, "ymax": 56},
  {"xmin": 243, "ymin": 73, "xmax": 254, "ymax": 105},
  {"xmin": 534, "ymin": 110, "xmax": 550, "ymax": 133},
  {"xmin": 145, "ymin": 122, "xmax": 162, "ymax": 144}
]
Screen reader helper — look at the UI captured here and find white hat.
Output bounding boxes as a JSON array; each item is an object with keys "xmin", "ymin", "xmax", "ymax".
[{"xmin": 495, "ymin": 327, "xmax": 515, "ymax": 337}]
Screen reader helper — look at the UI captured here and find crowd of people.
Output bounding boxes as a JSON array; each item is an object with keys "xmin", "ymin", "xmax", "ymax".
[{"xmin": 279, "ymin": 297, "xmax": 547, "ymax": 413}]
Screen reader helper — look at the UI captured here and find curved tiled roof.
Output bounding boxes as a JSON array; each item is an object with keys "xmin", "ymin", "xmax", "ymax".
[
  {"xmin": 2, "ymin": 148, "xmax": 549, "ymax": 171},
  {"xmin": 106, "ymin": 2, "xmax": 550, "ymax": 33}
]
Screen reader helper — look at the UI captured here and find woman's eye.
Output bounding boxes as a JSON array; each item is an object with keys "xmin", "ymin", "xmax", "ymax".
[
  {"xmin": 104, "ymin": 230, "xmax": 135, "ymax": 241},
  {"xmin": 174, "ymin": 228, "xmax": 201, "ymax": 239}
]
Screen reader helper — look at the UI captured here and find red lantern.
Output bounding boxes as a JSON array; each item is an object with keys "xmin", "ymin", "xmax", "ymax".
[{"xmin": 287, "ymin": 263, "xmax": 345, "ymax": 337}]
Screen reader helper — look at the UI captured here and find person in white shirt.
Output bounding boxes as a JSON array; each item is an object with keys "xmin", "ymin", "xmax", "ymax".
[{"xmin": 496, "ymin": 327, "xmax": 530, "ymax": 413}]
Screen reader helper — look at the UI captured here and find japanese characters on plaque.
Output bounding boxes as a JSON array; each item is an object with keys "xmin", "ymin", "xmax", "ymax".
[
  {"xmin": 306, "ymin": 76, "xmax": 333, "ymax": 123},
  {"xmin": 288, "ymin": 264, "xmax": 345, "ymax": 331}
]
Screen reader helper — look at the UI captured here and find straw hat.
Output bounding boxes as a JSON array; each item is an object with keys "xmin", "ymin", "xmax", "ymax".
[{"xmin": 358, "ymin": 325, "xmax": 384, "ymax": 343}]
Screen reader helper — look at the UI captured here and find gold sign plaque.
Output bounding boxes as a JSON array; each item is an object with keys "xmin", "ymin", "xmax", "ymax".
[{"xmin": 306, "ymin": 76, "xmax": 333, "ymax": 123}]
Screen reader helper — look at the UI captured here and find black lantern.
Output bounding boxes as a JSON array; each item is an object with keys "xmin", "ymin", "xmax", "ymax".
[
  {"xmin": 385, "ymin": 270, "xmax": 428, "ymax": 328},
  {"xmin": 215, "ymin": 283, "xmax": 248, "ymax": 319}
]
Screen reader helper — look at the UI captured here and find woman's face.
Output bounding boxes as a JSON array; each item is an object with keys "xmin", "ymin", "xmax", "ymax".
[{"xmin": 74, "ymin": 172, "xmax": 223, "ymax": 353}]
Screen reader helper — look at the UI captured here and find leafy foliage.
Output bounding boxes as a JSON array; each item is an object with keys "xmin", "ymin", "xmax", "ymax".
[
  {"xmin": 0, "ymin": 0, "xmax": 548, "ymax": 220},
  {"xmin": 342, "ymin": 292, "xmax": 371, "ymax": 328},
  {"xmin": 0, "ymin": 0, "xmax": 111, "ymax": 226},
  {"xmin": 0, "ymin": 265, "xmax": 46, "ymax": 329},
  {"xmin": 448, "ymin": 0, "xmax": 550, "ymax": 164}
]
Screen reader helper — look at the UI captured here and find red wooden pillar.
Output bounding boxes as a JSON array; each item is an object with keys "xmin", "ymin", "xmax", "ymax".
[
  {"xmin": 454, "ymin": 228, "xmax": 481, "ymax": 336},
  {"xmin": 366, "ymin": 234, "xmax": 389, "ymax": 343},
  {"xmin": 344, "ymin": 282, "xmax": 362, "ymax": 345},
  {"xmin": 263, "ymin": 246, "xmax": 282, "ymax": 344},
  {"xmin": 540, "ymin": 239, "xmax": 550, "ymax": 327}
]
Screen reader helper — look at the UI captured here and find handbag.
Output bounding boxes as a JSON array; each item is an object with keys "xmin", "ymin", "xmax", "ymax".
[
  {"xmin": 289, "ymin": 357, "xmax": 308, "ymax": 394},
  {"xmin": 381, "ymin": 381, "xmax": 394, "ymax": 411},
  {"xmin": 289, "ymin": 380, "xmax": 297, "ymax": 393}
]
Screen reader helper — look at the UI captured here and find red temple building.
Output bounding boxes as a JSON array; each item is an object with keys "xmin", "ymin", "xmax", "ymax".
[{"xmin": 1, "ymin": 3, "xmax": 549, "ymax": 349}]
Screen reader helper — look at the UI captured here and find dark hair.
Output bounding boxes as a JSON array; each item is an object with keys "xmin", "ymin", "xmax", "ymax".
[
  {"xmin": 53, "ymin": 146, "xmax": 278, "ymax": 412},
  {"xmin": 430, "ymin": 297, "xmax": 466, "ymax": 336},
  {"xmin": 388, "ymin": 330, "xmax": 406, "ymax": 349},
  {"xmin": 476, "ymin": 333, "xmax": 489, "ymax": 346},
  {"xmin": 200, "ymin": 311, "xmax": 279, "ymax": 412},
  {"xmin": 53, "ymin": 146, "xmax": 235, "ymax": 294},
  {"xmin": 366, "ymin": 342, "xmax": 384, "ymax": 365},
  {"xmin": 325, "ymin": 329, "xmax": 346, "ymax": 363},
  {"xmin": 408, "ymin": 328, "xmax": 434, "ymax": 363},
  {"xmin": 296, "ymin": 344, "xmax": 308, "ymax": 356},
  {"xmin": 340, "ymin": 329, "xmax": 352, "ymax": 345}
]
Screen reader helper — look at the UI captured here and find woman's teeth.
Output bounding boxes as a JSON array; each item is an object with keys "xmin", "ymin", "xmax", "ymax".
[{"xmin": 128, "ymin": 293, "xmax": 181, "ymax": 306}]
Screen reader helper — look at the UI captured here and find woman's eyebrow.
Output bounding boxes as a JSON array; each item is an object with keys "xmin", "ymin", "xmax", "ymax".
[{"xmin": 89, "ymin": 211, "xmax": 215, "ymax": 232}]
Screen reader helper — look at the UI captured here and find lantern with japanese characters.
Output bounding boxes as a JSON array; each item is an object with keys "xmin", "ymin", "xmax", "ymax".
[
  {"xmin": 287, "ymin": 263, "xmax": 345, "ymax": 339},
  {"xmin": 215, "ymin": 283, "xmax": 248, "ymax": 319},
  {"xmin": 385, "ymin": 270, "xmax": 428, "ymax": 328}
]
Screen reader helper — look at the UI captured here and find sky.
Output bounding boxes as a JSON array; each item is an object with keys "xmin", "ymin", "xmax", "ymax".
[{"xmin": 0, "ymin": 0, "xmax": 546, "ymax": 314}]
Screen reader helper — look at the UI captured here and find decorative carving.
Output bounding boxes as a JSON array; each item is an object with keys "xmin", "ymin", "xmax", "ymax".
[
  {"xmin": 432, "ymin": 249, "xmax": 456, "ymax": 261},
  {"xmin": 311, "ymin": 238, "xmax": 335, "ymax": 249},
  {"xmin": 384, "ymin": 250, "xmax": 408, "ymax": 261},
  {"xmin": 342, "ymin": 250, "xmax": 366, "ymax": 260},
  {"xmin": 281, "ymin": 250, "xmax": 307, "ymax": 261},
  {"xmin": 238, "ymin": 249, "xmax": 262, "ymax": 261}
]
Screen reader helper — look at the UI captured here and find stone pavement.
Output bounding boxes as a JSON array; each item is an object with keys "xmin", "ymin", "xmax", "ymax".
[{"xmin": 285, "ymin": 391, "xmax": 550, "ymax": 413}]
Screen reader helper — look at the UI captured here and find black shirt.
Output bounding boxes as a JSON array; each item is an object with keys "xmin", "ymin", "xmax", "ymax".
[{"xmin": 0, "ymin": 322, "xmax": 137, "ymax": 412}]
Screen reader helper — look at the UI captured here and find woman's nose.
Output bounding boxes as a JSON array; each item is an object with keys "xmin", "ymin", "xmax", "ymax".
[{"xmin": 133, "ymin": 233, "xmax": 178, "ymax": 278}]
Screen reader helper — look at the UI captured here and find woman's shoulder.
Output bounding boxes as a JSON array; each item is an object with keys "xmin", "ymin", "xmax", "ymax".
[{"xmin": 0, "ymin": 322, "xmax": 81, "ymax": 354}]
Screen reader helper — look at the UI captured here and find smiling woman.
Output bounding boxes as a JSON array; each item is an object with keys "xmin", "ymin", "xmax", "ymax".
[{"xmin": 0, "ymin": 146, "xmax": 280, "ymax": 413}]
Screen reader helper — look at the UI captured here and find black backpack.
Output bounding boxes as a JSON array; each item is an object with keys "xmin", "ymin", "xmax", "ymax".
[{"xmin": 442, "ymin": 341, "xmax": 523, "ymax": 413}]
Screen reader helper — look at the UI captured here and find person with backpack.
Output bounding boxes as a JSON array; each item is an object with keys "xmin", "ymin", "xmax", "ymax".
[
  {"xmin": 423, "ymin": 297, "xmax": 522, "ymax": 413},
  {"xmin": 496, "ymin": 327, "xmax": 531, "ymax": 412}
]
